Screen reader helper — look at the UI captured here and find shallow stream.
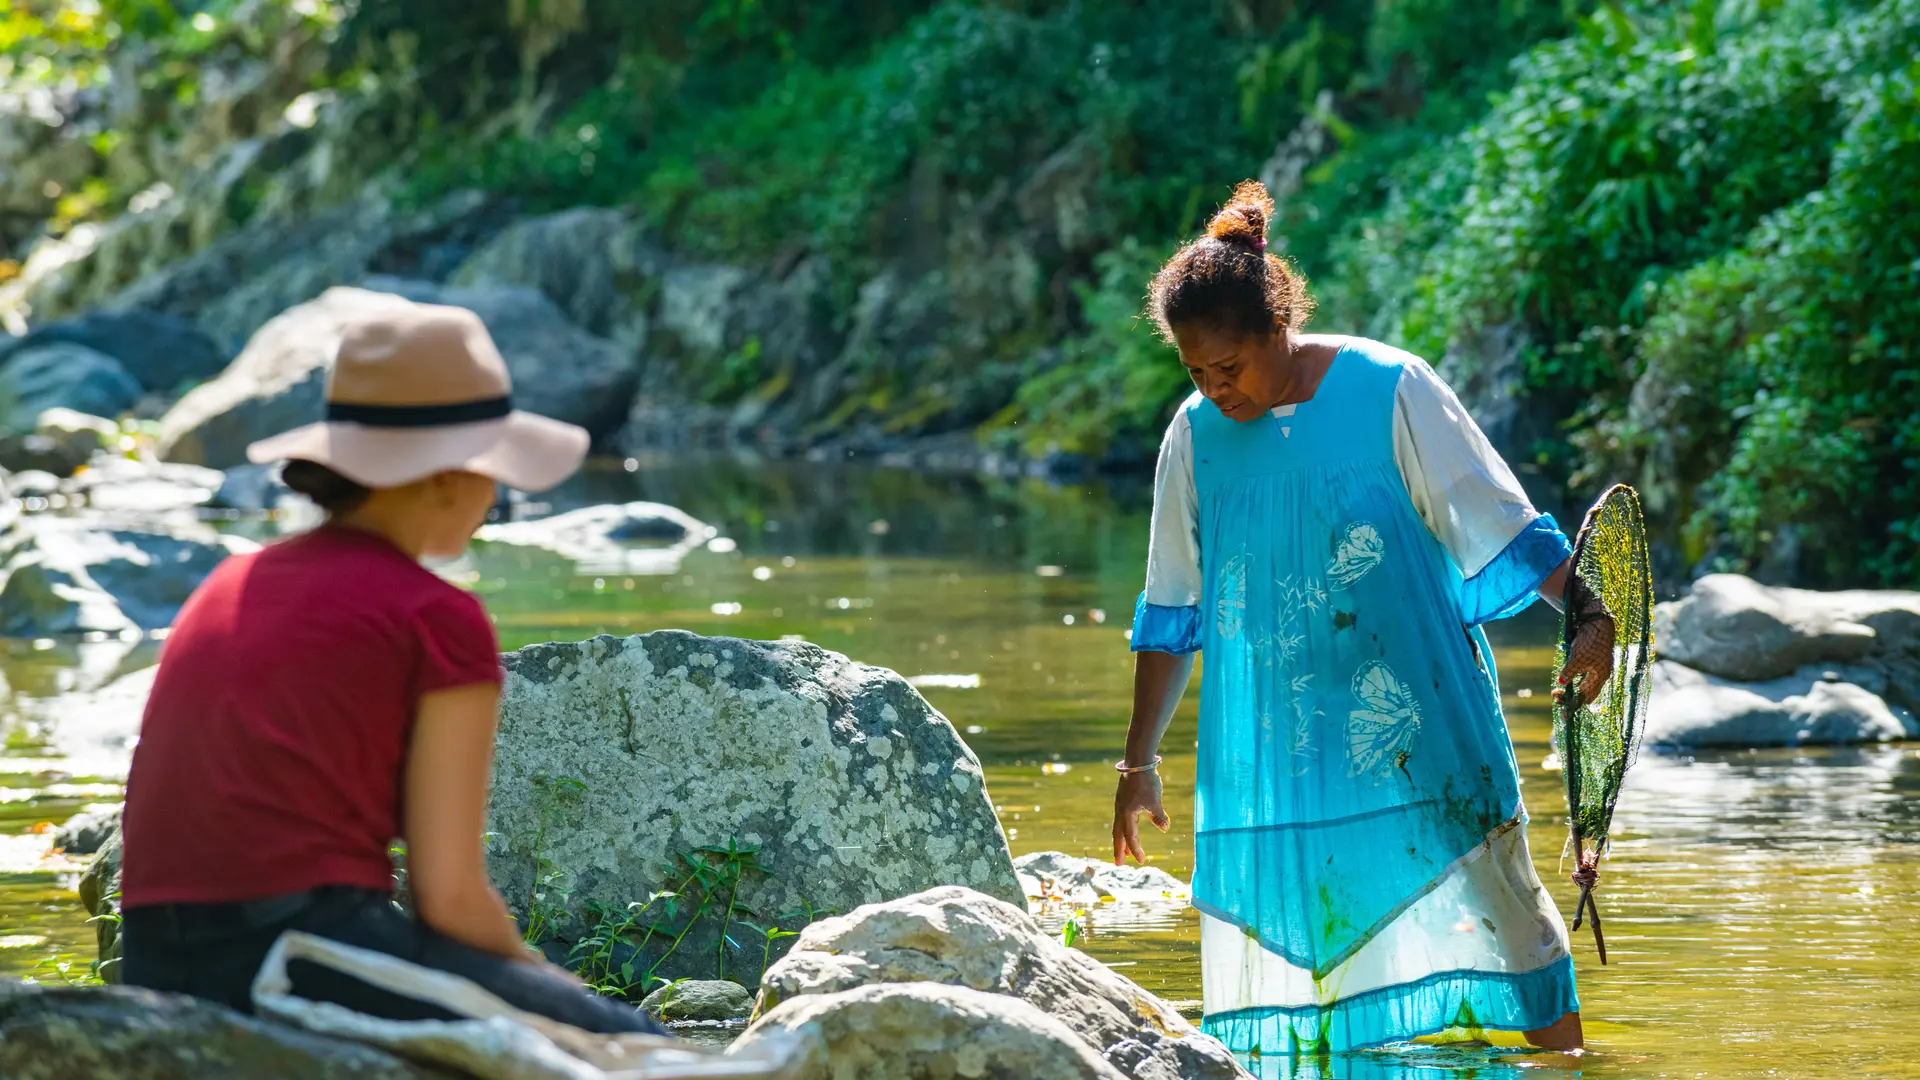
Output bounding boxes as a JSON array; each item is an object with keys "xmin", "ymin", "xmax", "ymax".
[{"xmin": 0, "ymin": 460, "xmax": 1914, "ymax": 1078}]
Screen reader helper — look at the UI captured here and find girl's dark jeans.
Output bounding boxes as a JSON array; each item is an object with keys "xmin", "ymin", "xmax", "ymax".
[{"xmin": 121, "ymin": 885, "xmax": 663, "ymax": 1036}]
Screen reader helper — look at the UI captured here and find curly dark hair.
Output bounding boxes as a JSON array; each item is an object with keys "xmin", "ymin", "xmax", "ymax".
[{"xmin": 1147, "ymin": 180, "xmax": 1315, "ymax": 344}]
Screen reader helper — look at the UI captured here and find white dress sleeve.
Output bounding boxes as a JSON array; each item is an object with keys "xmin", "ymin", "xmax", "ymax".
[
  {"xmin": 1143, "ymin": 405, "xmax": 1201, "ymax": 607},
  {"xmin": 1391, "ymin": 358, "xmax": 1545, "ymax": 580}
]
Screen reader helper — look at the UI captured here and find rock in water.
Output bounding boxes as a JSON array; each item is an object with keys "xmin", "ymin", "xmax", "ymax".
[
  {"xmin": 53, "ymin": 807, "xmax": 120, "ymax": 857},
  {"xmin": 1645, "ymin": 660, "xmax": 1918, "ymax": 748},
  {"xmin": 158, "ymin": 282, "xmax": 639, "ymax": 468},
  {"xmin": 640, "ymin": 980, "xmax": 755, "ymax": 1023},
  {"xmin": 0, "ymin": 517, "xmax": 255, "ymax": 636},
  {"xmin": 0, "ymin": 311, "xmax": 228, "ymax": 394},
  {"xmin": 1013, "ymin": 851, "xmax": 1189, "ymax": 906},
  {"xmin": 78, "ymin": 822, "xmax": 121, "ymax": 983},
  {"xmin": 0, "ymin": 982, "xmax": 449, "ymax": 1079},
  {"xmin": 0, "ymin": 342, "xmax": 142, "ymax": 435},
  {"xmin": 487, "ymin": 632, "xmax": 1021, "ymax": 983},
  {"xmin": 155, "ymin": 287, "xmax": 414, "ymax": 468},
  {"xmin": 733, "ymin": 982, "xmax": 1126, "ymax": 1080},
  {"xmin": 0, "ymin": 408, "xmax": 117, "ymax": 477},
  {"xmin": 754, "ymin": 886, "xmax": 1249, "ymax": 1080},
  {"xmin": 1656, "ymin": 574, "xmax": 1920, "ymax": 683}
]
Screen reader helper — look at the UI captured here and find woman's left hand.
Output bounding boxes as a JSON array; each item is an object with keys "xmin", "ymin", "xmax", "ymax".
[{"xmin": 1553, "ymin": 613, "xmax": 1615, "ymax": 709}]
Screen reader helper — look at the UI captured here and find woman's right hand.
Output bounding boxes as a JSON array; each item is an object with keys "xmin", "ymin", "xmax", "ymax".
[{"xmin": 1112, "ymin": 769, "xmax": 1170, "ymax": 866}]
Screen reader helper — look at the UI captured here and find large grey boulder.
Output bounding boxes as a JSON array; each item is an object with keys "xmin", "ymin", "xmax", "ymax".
[
  {"xmin": 1646, "ymin": 660, "xmax": 1918, "ymax": 749},
  {"xmin": 733, "ymin": 982, "xmax": 1125, "ymax": 1080},
  {"xmin": 156, "ymin": 286, "xmax": 413, "ymax": 468},
  {"xmin": 753, "ymin": 886, "xmax": 1247, "ymax": 1080},
  {"xmin": 0, "ymin": 516, "xmax": 256, "ymax": 637},
  {"xmin": 361, "ymin": 277, "xmax": 640, "ymax": 441},
  {"xmin": 158, "ymin": 281, "xmax": 640, "ymax": 468},
  {"xmin": 0, "ymin": 310, "xmax": 227, "ymax": 394},
  {"xmin": 486, "ymin": 632, "xmax": 1021, "ymax": 985},
  {"xmin": 0, "ymin": 981, "xmax": 452, "ymax": 1079},
  {"xmin": 449, "ymin": 208, "xmax": 659, "ymax": 347},
  {"xmin": 54, "ymin": 807, "xmax": 121, "ymax": 858},
  {"xmin": 1655, "ymin": 574, "xmax": 1920, "ymax": 717},
  {"xmin": 0, "ymin": 342, "xmax": 142, "ymax": 435},
  {"xmin": 1656, "ymin": 574, "xmax": 1918, "ymax": 680}
]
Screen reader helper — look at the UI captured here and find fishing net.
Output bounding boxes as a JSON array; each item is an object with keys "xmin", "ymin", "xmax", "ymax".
[{"xmin": 1550, "ymin": 483, "xmax": 1654, "ymax": 963}]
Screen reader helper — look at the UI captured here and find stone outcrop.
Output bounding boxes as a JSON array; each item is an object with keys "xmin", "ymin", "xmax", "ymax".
[
  {"xmin": 486, "ymin": 632, "xmax": 1021, "ymax": 984},
  {"xmin": 752, "ymin": 886, "xmax": 1247, "ymax": 1080},
  {"xmin": 735, "ymin": 982, "xmax": 1127, "ymax": 1080},
  {"xmin": 0, "ymin": 516, "xmax": 256, "ymax": 637},
  {"xmin": 1648, "ymin": 574, "xmax": 1920, "ymax": 747}
]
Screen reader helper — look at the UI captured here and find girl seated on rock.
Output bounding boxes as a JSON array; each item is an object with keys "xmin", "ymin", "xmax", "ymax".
[{"xmin": 118, "ymin": 301, "xmax": 660, "ymax": 1034}]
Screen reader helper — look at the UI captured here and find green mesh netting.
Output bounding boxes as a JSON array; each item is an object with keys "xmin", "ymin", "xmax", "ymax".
[{"xmin": 1550, "ymin": 483, "xmax": 1655, "ymax": 962}]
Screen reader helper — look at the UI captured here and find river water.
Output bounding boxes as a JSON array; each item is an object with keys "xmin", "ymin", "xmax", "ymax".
[{"xmin": 0, "ymin": 460, "xmax": 1914, "ymax": 1078}]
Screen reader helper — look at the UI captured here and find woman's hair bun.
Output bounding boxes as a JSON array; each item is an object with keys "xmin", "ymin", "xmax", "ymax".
[{"xmin": 1205, "ymin": 180, "xmax": 1273, "ymax": 252}]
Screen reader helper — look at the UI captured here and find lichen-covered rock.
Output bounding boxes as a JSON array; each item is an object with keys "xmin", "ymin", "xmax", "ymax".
[
  {"xmin": 640, "ymin": 980, "xmax": 754, "ymax": 1023},
  {"xmin": 0, "ymin": 981, "xmax": 452, "ymax": 1079},
  {"xmin": 1646, "ymin": 660, "xmax": 1918, "ymax": 749},
  {"xmin": 449, "ymin": 207, "xmax": 660, "ymax": 347},
  {"xmin": 0, "ymin": 516, "xmax": 255, "ymax": 636},
  {"xmin": 1013, "ymin": 851, "xmax": 1189, "ymax": 906},
  {"xmin": 486, "ymin": 632, "xmax": 1021, "ymax": 984},
  {"xmin": 754, "ymin": 886, "xmax": 1248, "ymax": 1080},
  {"xmin": 732, "ymin": 982, "xmax": 1125, "ymax": 1080}
]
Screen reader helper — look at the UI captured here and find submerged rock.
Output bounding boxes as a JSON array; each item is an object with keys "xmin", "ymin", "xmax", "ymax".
[
  {"xmin": 0, "ymin": 516, "xmax": 255, "ymax": 637},
  {"xmin": 734, "ymin": 981, "xmax": 1126, "ymax": 1080},
  {"xmin": 753, "ymin": 886, "xmax": 1247, "ymax": 1080},
  {"xmin": 486, "ymin": 632, "xmax": 1021, "ymax": 984},
  {"xmin": 1013, "ymin": 851, "xmax": 1189, "ymax": 906},
  {"xmin": 1646, "ymin": 660, "xmax": 1917, "ymax": 749},
  {"xmin": 640, "ymin": 980, "xmax": 754, "ymax": 1024},
  {"xmin": 0, "ymin": 981, "xmax": 451, "ymax": 1079},
  {"xmin": 476, "ymin": 501, "xmax": 713, "ymax": 574}
]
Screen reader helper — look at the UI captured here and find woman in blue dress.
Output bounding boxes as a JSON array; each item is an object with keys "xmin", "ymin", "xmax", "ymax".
[{"xmin": 1111, "ymin": 182, "xmax": 1613, "ymax": 1056}]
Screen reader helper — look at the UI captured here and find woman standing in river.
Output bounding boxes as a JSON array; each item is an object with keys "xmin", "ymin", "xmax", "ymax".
[{"xmin": 1111, "ymin": 181, "xmax": 1612, "ymax": 1055}]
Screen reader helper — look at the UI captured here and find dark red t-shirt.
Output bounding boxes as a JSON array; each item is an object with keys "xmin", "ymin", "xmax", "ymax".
[{"xmin": 121, "ymin": 525, "xmax": 503, "ymax": 907}]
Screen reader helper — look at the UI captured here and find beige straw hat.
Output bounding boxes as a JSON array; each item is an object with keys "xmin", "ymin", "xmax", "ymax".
[{"xmin": 246, "ymin": 301, "xmax": 589, "ymax": 492}]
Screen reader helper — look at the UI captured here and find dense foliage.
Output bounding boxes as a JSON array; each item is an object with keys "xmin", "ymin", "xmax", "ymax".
[{"xmin": 7, "ymin": 0, "xmax": 1916, "ymax": 584}]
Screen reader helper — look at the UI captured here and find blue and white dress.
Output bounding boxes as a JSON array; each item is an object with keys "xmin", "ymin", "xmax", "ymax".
[{"xmin": 1131, "ymin": 337, "xmax": 1579, "ymax": 1054}]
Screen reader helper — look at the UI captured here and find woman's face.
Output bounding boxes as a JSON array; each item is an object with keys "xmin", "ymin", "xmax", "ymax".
[{"xmin": 1173, "ymin": 323, "xmax": 1292, "ymax": 422}]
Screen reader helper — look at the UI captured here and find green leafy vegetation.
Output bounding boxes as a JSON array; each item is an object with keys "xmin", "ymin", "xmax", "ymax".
[
  {"xmin": 12, "ymin": 0, "xmax": 1917, "ymax": 584},
  {"xmin": 518, "ymin": 776, "xmax": 833, "ymax": 997}
]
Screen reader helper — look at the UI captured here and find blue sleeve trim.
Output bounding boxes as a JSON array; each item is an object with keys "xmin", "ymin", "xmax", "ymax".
[
  {"xmin": 1459, "ymin": 514, "xmax": 1572, "ymax": 625},
  {"xmin": 1130, "ymin": 592, "xmax": 1202, "ymax": 654}
]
